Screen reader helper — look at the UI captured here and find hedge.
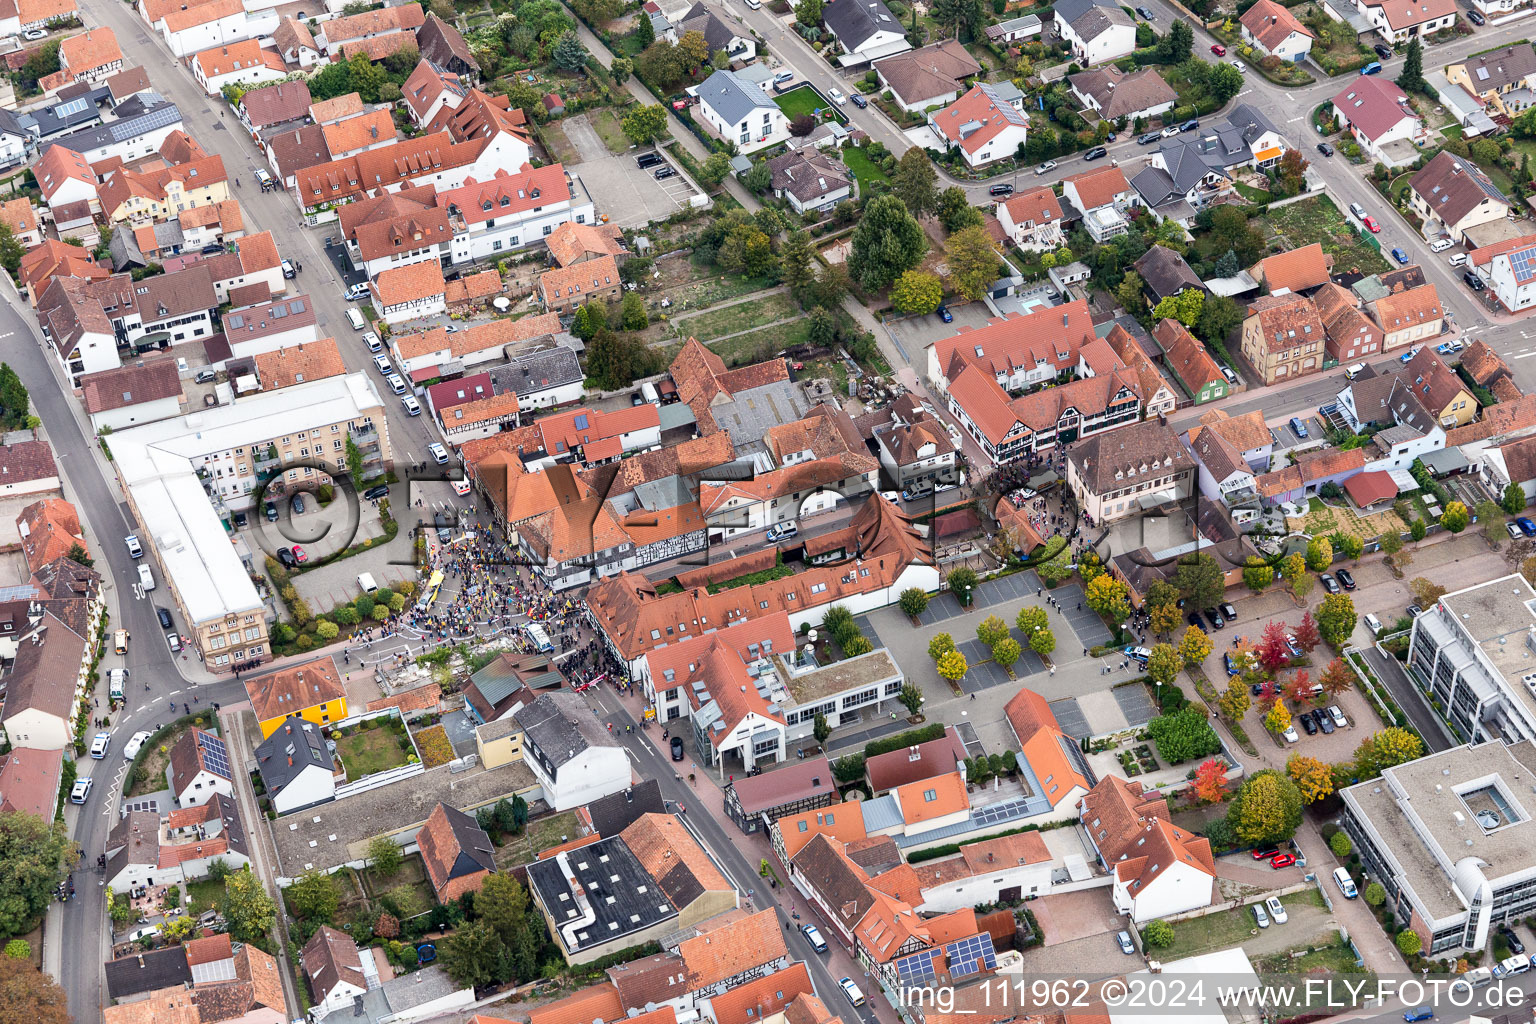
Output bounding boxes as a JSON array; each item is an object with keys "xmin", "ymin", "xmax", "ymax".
[
  {"xmin": 907, "ymin": 821, "xmax": 1048, "ymax": 862},
  {"xmin": 864, "ymin": 722, "xmax": 947, "ymax": 759}
]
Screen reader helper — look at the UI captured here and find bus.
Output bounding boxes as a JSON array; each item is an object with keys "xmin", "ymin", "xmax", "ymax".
[{"xmin": 416, "ymin": 570, "xmax": 444, "ymax": 611}]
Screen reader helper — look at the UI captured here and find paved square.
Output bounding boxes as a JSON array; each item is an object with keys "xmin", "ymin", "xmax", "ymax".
[
  {"xmin": 1053, "ymin": 582, "xmax": 1116, "ymax": 646},
  {"xmin": 917, "ymin": 592, "xmax": 966, "ymax": 626},
  {"xmin": 854, "ymin": 615, "xmax": 882, "ymax": 650},
  {"xmin": 956, "ymin": 639, "xmax": 1011, "ymax": 692},
  {"xmin": 1049, "ymin": 697, "xmax": 1091, "ymax": 739},
  {"xmin": 1112, "ymin": 681, "xmax": 1156, "ymax": 726}
]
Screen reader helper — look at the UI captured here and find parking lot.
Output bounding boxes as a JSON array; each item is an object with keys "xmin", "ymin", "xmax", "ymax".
[
  {"xmin": 885, "ymin": 300, "xmax": 994, "ymax": 355},
  {"xmin": 561, "ymin": 114, "xmax": 702, "ymax": 227}
]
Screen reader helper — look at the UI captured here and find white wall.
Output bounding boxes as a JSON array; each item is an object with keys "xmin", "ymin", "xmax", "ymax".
[
  {"xmin": 1, "ymin": 710, "xmax": 70, "ymax": 750},
  {"xmin": 166, "ymin": 9, "xmax": 278, "ymax": 57},
  {"xmin": 1118, "ymin": 861, "xmax": 1214, "ymax": 923},
  {"xmin": 1055, "ymin": 14, "xmax": 1135, "ymax": 66},
  {"xmin": 543, "ymin": 746, "xmax": 631, "ymax": 811},
  {"xmin": 172, "ymin": 768, "xmax": 234, "ymax": 807},
  {"xmin": 90, "ymin": 394, "xmax": 183, "ymax": 434},
  {"xmin": 445, "ymin": 200, "xmax": 595, "ymax": 265},
  {"xmin": 1489, "ymin": 255, "xmax": 1536, "ymax": 311},
  {"xmin": 271, "ymin": 765, "xmax": 336, "ymax": 815}
]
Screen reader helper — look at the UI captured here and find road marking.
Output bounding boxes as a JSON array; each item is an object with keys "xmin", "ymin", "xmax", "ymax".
[
  {"xmin": 1514, "ymin": 351, "xmax": 1536, "ymax": 359},
  {"xmin": 134, "ymin": 705, "xmax": 147, "ymax": 713},
  {"xmin": 1286, "ymin": 116, "xmax": 1302, "ymax": 122}
]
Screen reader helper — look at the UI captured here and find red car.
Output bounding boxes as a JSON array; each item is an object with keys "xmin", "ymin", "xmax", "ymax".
[
  {"xmin": 1210, "ymin": 43, "xmax": 1226, "ymax": 55},
  {"xmin": 292, "ymin": 545, "xmax": 308, "ymax": 564},
  {"xmin": 1251, "ymin": 847, "xmax": 1280, "ymax": 860},
  {"xmin": 1270, "ymin": 853, "xmax": 1297, "ymax": 869},
  {"xmin": 1362, "ymin": 215, "xmax": 1381, "ymax": 233}
]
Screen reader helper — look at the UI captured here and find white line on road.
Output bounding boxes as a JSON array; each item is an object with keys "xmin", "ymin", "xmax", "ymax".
[
  {"xmin": 134, "ymin": 705, "xmax": 147, "ymax": 713},
  {"xmin": 1514, "ymin": 351, "xmax": 1536, "ymax": 359}
]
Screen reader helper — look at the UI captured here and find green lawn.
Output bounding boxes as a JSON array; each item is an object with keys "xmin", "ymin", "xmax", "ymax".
[
  {"xmin": 706, "ymin": 307, "xmax": 857, "ymax": 366},
  {"xmin": 493, "ymin": 809, "xmax": 582, "ymax": 868},
  {"xmin": 334, "ymin": 721, "xmax": 413, "ymax": 781},
  {"xmin": 589, "ymin": 108, "xmax": 631, "ymax": 156},
  {"xmin": 674, "ymin": 292, "xmax": 799, "ymax": 340},
  {"xmin": 1264, "ymin": 194, "xmax": 1391, "ymax": 276},
  {"xmin": 670, "ymin": 266, "xmax": 777, "ymax": 311},
  {"xmin": 1144, "ymin": 891, "xmax": 1324, "ymax": 961},
  {"xmin": 841, "ymin": 144, "xmax": 888, "ymax": 191},
  {"xmin": 184, "ymin": 879, "xmax": 224, "ymax": 917},
  {"xmin": 774, "ymin": 85, "xmax": 848, "ymax": 125}
]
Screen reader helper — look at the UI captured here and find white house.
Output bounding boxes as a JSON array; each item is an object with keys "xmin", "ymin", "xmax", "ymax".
[
  {"xmin": 914, "ymin": 832, "xmax": 1065, "ymax": 913},
  {"xmin": 371, "ymin": 261, "xmax": 447, "ymax": 325},
  {"xmin": 254, "ymin": 719, "xmax": 337, "ymax": 814},
  {"xmin": 1351, "ymin": 0, "xmax": 1456, "ymax": 43},
  {"xmin": 766, "ymin": 149, "xmax": 853, "ymax": 214},
  {"xmin": 38, "ymin": 96, "xmax": 184, "ymax": 166},
  {"xmin": 302, "ymin": 927, "xmax": 372, "ymax": 1020},
  {"xmin": 158, "ymin": 0, "xmax": 280, "ymax": 59},
  {"xmin": 820, "ymin": 0, "xmax": 909, "ymax": 65},
  {"xmin": 1332, "ymin": 76, "xmax": 1430, "ymax": 167},
  {"xmin": 1068, "ymin": 66, "xmax": 1177, "ymax": 125},
  {"xmin": 167, "ymin": 727, "xmax": 235, "ymax": 807},
  {"xmin": 192, "ymin": 40, "xmax": 286, "ymax": 96},
  {"xmin": 928, "ymin": 83, "xmax": 1030, "ymax": 169},
  {"xmin": 694, "ymin": 69, "xmax": 788, "ymax": 155},
  {"xmin": 1240, "ymin": 0, "xmax": 1314, "ymax": 62},
  {"xmin": 513, "ymin": 691, "xmax": 631, "ymax": 811},
  {"xmin": 1053, "ymin": 0, "xmax": 1137, "ymax": 67},
  {"xmin": 437, "ymin": 163, "xmax": 595, "ymax": 264},
  {"xmin": 1079, "ymin": 775, "xmax": 1216, "ymax": 923},
  {"xmin": 1470, "ymin": 234, "xmax": 1536, "ymax": 312},
  {"xmin": 80, "ymin": 360, "xmax": 185, "ymax": 433},
  {"xmin": 996, "ymin": 186, "xmax": 1066, "ymax": 251}
]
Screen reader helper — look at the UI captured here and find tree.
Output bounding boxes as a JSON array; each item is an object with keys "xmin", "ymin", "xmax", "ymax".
[
  {"xmin": 1145, "ymin": 580, "xmax": 1179, "ymax": 617},
  {"xmin": 891, "ymin": 270, "xmax": 944, "ymax": 314},
  {"xmin": 1219, "ymin": 677, "xmax": 1251, "ymax": 720},
  {"xmin": 1149, "ymin": 598, "xmax": 1182, "ymax": 638},
  {"xmin": 551, "ymin": 30, "xmax": 588, "ymax": 70},
  {"xmin": 1016, "ymin": 606, "xmax": 1048, "ymax": 635},
  {"xmin": 1305, "ymin": 536, "xmax": 1333, "ymax": 572},
  {"xmin": 892, "ymin": 148, "xmax": 939, "ymax": 218},
  {"xmin": 1281, "ymin": 552, "xmax": 1312, "ymax": 600},
  {"xmin": 287, "ymin": 869, "xmax": 339, "ymax": 924},
  {"xmin": 1318, "ymin": 658, "xmax": 1352, "ymax": 701},
  {"xmin": 947, "ymin": 566, "xmax": 978, "ymax": 604},
  {"xmin": 1396, "ymin": 930, "xmax": 1422, "ymax": 956},
  {"xmin": 945, "ymin": 226, "xmax": 1000, "ymax": 301},
  {"xmin": 1316, "ymin": 592, "xmax": 1357, "ymax": 648},
  {"xmin": 1264, "ymin": 699, "xmax": 1291, "ymax": 734},
  {"xmin": 938, "ymin": 187, "xmax": 984, "ymax": 233},
  {"xmin": 796, "ymin": 0, "xmax": 822, "ymax": 24},
  {"xmin": 899, "ymin": 588, "xmax": 929, "ymax": 617},
  {"xmin": 788, "ymin": 113, "xmax": 816, "ymax": 137},
  {"xmin": 849, "ymin": 194, "xmax": 927, "ymax": 291},
  {"xmin": 1193, "ymin": 758, "xmax": 1230, "ymax": 803},
  {"xmin": 1356, "ymin": 727, "xmax": 1424, "ymax": 777},
  {"xmin": 1144, "ymin": 919, "xmax": 1175, "ymax": 948},
  {"xmin": 1324, "ymin": 830, "xmax": 1353, "ymax": 859},
  {"xmin": 1085, "ymin": 575, "xmax": 1131, "ymax": 624},
  {"xmin": 1207, "ymin": 60, "xmax": 1244, "ymax": 103},
  {"xmin": 368, "ymin": 836, "xmax": 401, "ymax": 877},
  {"xmin": 699, "ymin": 150, "xmax": 732, "ymax": 188},
  {"xmin": 1479, "ymin": 500, "xmax": 1507, "ymax": 546},
  {"xmin": 936, "ymin": 650, "xmax": 968, "ymax": 682},
  {"xmin": 1239, "ymin": 557, "xmax": 1273, "ymax": 593},
  {"xmin": 992, "ymin": 637, "xmax": 1022, "ymax": 672},
  {"xmin": 440, "ymin": 919, "xmax": 505, "ymax": 988},
  {"xmin": 1442, "ymin": 500, "xmax": 1470, "ymax": 534},
  {"xmin": 0, "ymin": 812, "xmax": 71, "ymax": 939},
  {"xmin": 1286, "ymin": 754, "xmax": 1334, "ymax": 803},
  {"xmin": 931, "ymin": 0, "xmax": 987, "ymax": 37},
  {"xmin": 1, "ymin": 939, "xmax": 26, "ymax": 960},
  {"xmin": 977, "ymin": 614, "xmax": 1009, "ymax": 646},
  {"xmin": 1294, "ymin": 611, "xmax": 1321, "ymax": 653},
  {"xmin": 1152, "ymin": 288, "xmax": 1203, "ymax": 328},
  {"xmin": 928, "ymin": 632, "xmax": 956, "ymax": 660},
  {"xmin": 0, "ymin": 959, "xmax": 69, "ymax": 1024},
  {"xmin": 1197, "ymin": 292, "xmax": 1245, "ymax": 345},
  {"xmin": 1408, "ymin": 577, "xmax": 1447, "ymax": 608},
  {"xmin": 1331, "ymin": 531, "xmax": 1365, "ymax": 561},
  {"xmin": 1146, "ymin": 643, "xmax": 1180, "ymax": 686},
  {"xmin": 678, "ymin": 28, "xmax": 709, "ymax": 65},
  {"xmin": 1172, "ymin": 627, "xmax": 1210, "ymax": 671},
  {"xmin": 1379, "ymin": 530, "xmax": 1404, "ymax": 563},
  {"xmin": 897, "ymin": 682, "xmax": 925, "ymax": 716},
  {"xmin": 635, "ymin": 9, "xmax": 655, "ymax": 46},
  {"xmin": 743, "ymin": 158, "xmax": 772, "ymax": 194},
  {"xmin": 1029, "ymin": 627, "xmax": 1056, "ymax": 656},
  {"xmin": 621, "ymin": 104, "xmax": 669, "ymax": 145},
  {"xmin": 1115, "ymin": 271, "xmax": 1148, "ymax": 317},
  {"xmin": 806, "ymin": 306, "xmax": 837, "ymax": 346},
  {"xmin": 1155, "ymin": 19, "xmax": 1192, "ymax": 62},
  {"xmin": 609, "ymin": 56, "xmax": 633, "ymax": 83},
  {"xmin": 222, "ymin": 868, "xmax": 277, "ymax": 945},
  {"xmin": 813, "ymin": 713, "xmax": 831, "ymax": 744},
  {"xmin": 1146, "ymin": 707, "xmax": 1220, "ymax": 762},
  {"xmin": 1365, "ymin": 881, "xmax": 1387, "ymax": 906},
  {"xmin": 0, "ymin": 223, "xmax": 21, "ymax": 278},
  {"xmin": 1173, "ymin": 552, "xmax": 1223, "ymax": 611},
  {"xmin": 619, "ymin": 291, "xmax": 649, "ymax": 332},
  {"xmin": 1228, "ymin": 770, "xmax": 1304, "ymax": 844},
  {"xmin": 1397, "ymin": 37, "xmax": 1426, "ymax": 93},
  {"xmin": 1506, "ymin": 482, "xmax": 1528, "ymax": 515}
]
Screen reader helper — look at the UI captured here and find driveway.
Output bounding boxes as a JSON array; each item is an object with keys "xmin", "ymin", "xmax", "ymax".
[
  {"xmin": 885, "ymin": 301, "xmax": 995, "ymax": 356},
  {"xmin": 561, "ymin": 113, "xmax": 701, "ymax": 228},
  {"xmin": 1031, "ymin": 888, "xmax": 1124, "ymax": 945}
]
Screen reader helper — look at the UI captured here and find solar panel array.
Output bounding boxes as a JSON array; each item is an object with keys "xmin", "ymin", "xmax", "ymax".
[
  {"xmin": 198, "ymin": 732, "xmax": 232, "ymax": 779},
  {"xmin": 945, "ymin": 933, "xmax": 997, "ymax": 978},
  {"xmin": 110, "ymin": 102, "xmax": 181, "ymax": 143},
  {"xmin": 1509, "ymin": 245, "xmax": 1536, "ymax": 284},
  {"xmin": 896, "ymin": 949, "xmax": 938, "ymax": 984},
  {"xmin": 973, "ymin": 796, "xmax": 1032, "ymax": 826}
]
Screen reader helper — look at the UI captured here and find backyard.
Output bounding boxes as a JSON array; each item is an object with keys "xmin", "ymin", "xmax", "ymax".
[
  {"xmin": 705, "ymin": 308, "xmax": 862, "ymax": 367},
  {"xmin": 1288, "ymin": 494, "xmax": 1418, "ymax": 543},
  {"xmin": 672, "ymin": 290, "xmax": 799, "ymax": 341},
  {"xmin": 589, "ymin": 108, "xmax": 631, "ymax": 156},
  {"xmin": 1264, "ymin": 195, "xmax": 1391, "ymax": 276},
  {"xmin": 333, "ymin": 717, "xmax": 415, "ymax": 782},
  {"xmin": 493, "ymin": 809, "xmax": 582, "ymax": 868},
  {"xmin": 360, "ymin": 854, "xmax": 436, "ymax": 920},
  {"xmin": 841, "ymin": 144, "xmax": 889, "ymax": 191},
  {"xmin": 1298, "ymin": 4, "xmax": 1374, "ymax": 74},
  {"xmin": 774, "ymin": 85, "xmax": 848, "ymax": 125},
  {"xmin": 1144, "ymin": 889, "xmax": 1329, "ymax": 961},
  {"xmin": 184, "ymin": 878, "xmax": 225, "ymax": 918}
]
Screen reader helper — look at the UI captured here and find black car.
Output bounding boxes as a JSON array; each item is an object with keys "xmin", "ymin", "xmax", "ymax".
[
  {"xmin": 1083, "ymin": 146, "xmax": 1108, "ymax": 161},
  {"xmin": 850, "ymin": 93, "xmax": 868, "ymax": 108},
  {"xmin": 989, "ymin": 183, "xmax": 1015, "ymax": 196},
  {"xmin": 1138, "ymin": 132, "xmax": 1161, "ymax": 144},
  {"xmin": 1179, "ymin": 119, "xmax": 1199, "ymax": 132},
  {"xmin": 670, "ymin": 736, "xmax": 685, "ymax": 761},
  {"xmin": 1336, "ymin": 568, "xmax": 1356, "ymax": 590},
  {"xmin": 434, "ymin": 513, "xmax": 453, "ymax": 543},
  {"xmin": 362, "ymin": 484, "xmax": 389, "ymax": 500},
  {"xmin": 1250, "ymin": 682, "xmax": 1267, "ymax": 697},
  {"xmin": 1316, "ymin": 142, "xmax": 1334, "ymax": 157},
  {"xmin": 1220, "ymin": 602, "xmax": 1238, "ymax": 620},
  {"xmin": 1501, "ymin": 927, "xmax": 1526, "ymax": 954},
  {"xmin": 1321, "ymin": 574, "xmax": 1340, "ymax": 594},
  {"xmin": 232, "ymin": 511, "xmax": 248, "ymax": 528},
  {"xmin": 277, "ymin": 547, "xmax": 297, "ymax": 568},
  {"xmin": 654, "ymin": 166, "xmax": 677, "ymax": 180},
  {"xmin": 292, "ymin": 494, "xmax": 306, "ymax": 515},
  {"xmin": 1203, "ymin": 608, "xmax": 1225, "ymax": 630},
  {"xmin": 264, "ymin": 501, "xmax": 278, "ymax": 522},
  {"xmin": 1188, "ymin": 610, "xmax": 1204, "ymax": 627},
  {"xmin": 1299, "ymin": 713, "xmax": 1318, "ymax": 735},
  {"xmin": 636, "ymin": 152, "xmax": 663, "ymax": 169},
  {"xmin": 1468, "ymin": 8, "xmax": 1485, "ymax": 23},
  {"xmin": 1135, "ymin": 4, "xmax": 1154, "ymax": 16},
  {"xmin": 1315, "ymin": 709, "xmax": 1335, "ymax": 734},
  {"xmin": 1373, "ymin": 43, "xmax": 1393, "ymax": 58},
  {"xmin": 1465, "ymin": 270, "xmax": 1486, "ymax": 291},
  {"xmin": 156, "ymin": 607, "xmax": 173, "ymax": 629}
]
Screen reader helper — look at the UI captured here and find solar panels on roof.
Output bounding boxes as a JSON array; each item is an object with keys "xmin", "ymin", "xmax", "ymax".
[{"xmin": 946, "ymin": 933, "xmax": 998, "ymax": 978}]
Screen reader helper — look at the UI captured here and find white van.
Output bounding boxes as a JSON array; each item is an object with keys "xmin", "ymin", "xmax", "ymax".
[
  {"xmin": 838, "ymin": 978, "xmax": 865, "ymax": 1007},
  {"xmin": 109, "ymin": 668, "xmax": 126, "ymax": 701},
  {"xmin": 357, "ymin": 573, "xmax": 379, "ymax": 594},
  {"xmin": 1499, "ymin": 955, "xmax": 1531, "ymax": 977},
  {"xmin": 1462, "ymin": 966, "xmax": 1495, "ymax": 988},
  {"xmin": 1449, "ymin": 253, "xmax": 1469, "ymax": 268},
  {"xmin": 1333, "ymin": 867, "xmax": 1358, "ymax": 899},
  {"xmin": 1364, "ymin": 612, "xmax": 1382, "ymax": 635},
  {"xmin": 363, "ymin": 331, "xmax": 382, "ymax": 352},
  {"xmin": 346, "ymin": 308, "xmax": 366, "ymax": 331},
  {"xmin": 1345, "ymin": 363, "xmax": 1365, "ymax": 380},
  {"xmin": 137, "ymin": 563, "xmax": 154, "ymax": 590}
]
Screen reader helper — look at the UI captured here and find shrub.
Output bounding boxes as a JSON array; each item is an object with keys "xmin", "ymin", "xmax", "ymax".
[
  {"xmin": 1144, "ymin": 920, "xmax": 1174, "ymax": 948},
  {"xmin": 1396, "ymin": 930, "xmax": 1422, "ymax": 955},
  {"xmin": 1330, "ymin": 831, "xmax": 1352, "ymax": 858},
  {"xmin": 1365, "ymin": 881, "xmax": 1387, "ymax": 906}
]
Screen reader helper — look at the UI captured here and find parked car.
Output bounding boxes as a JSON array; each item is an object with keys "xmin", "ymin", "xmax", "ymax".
[
  {"xmin": 1252, "ymin": 903, "xmax": 1270, "ymax": 928},
  {"xmin": 277, "ymin": 547, "xmax": 297, "ymax": 568},
  {"xmin": 1502, "ymin": 926, "xmax": 1526, "ymax": 954},
  {"xmin": 1437, "ymin": 339, "xmax": 1465, "ymax": 355},
  {"xmin": 70, "ymin": 778, "xmax": 93, "ymax": 804},
  {"xmin": 1373, "ymin": 43, "xmax": 1393, "ymax": 58},
  {"xmin": 363, "ymin": 484, "xmax": 390, "ymax": 500},
  {"xmin": 1400, "ymin": 346, "xmax": 1422, "ymax": 363},
  {"xmin": 166, "ymin": 632, "xmax": 181, "ymax": 653},
  {"xmin": 429, "ymin": 442, "xmax": 450, "ymax": 464},
  {"xmin": 1135, "ymin": 4, "xmax": 1154, "ymax": 16},
  {"xmin": 1321, "ymin": 573, "xmax": 1340, "ymax": 594},
  {"xmin": 1430, "ymin": 238, "xmax": 1454, "ymax": 253},
  {"xmin": 1392, "ymin": 247, "xmax": 1409, "ymax": 264},
  {"xmin": 264, "ymin": 501, "xmax": 278, "ymax": 522},
  {"xmin": 1316, "ymin": 141, "xmax": 1333, "ymax": 156},
  {"xmin": 1252, "ymin": 847, "xmax": 1280, "ymax": 860},
  {"xmin": 1117, "ymin": 930, "xmax": 1135, "ymax": 954},
  {"xmin": 156, "ymin": 607, "xmax": 173, "ymax": 629},
  {"xmin": 90, "ymin": 733, "xmax": 111, "ymax": 759},
  {"xmin": 1361, "ymin": 61, "xmax": 1383, "ymax": 74},
  {"xmin": 802, "ymin": 924, "xmax": 828, "ymax": 952},
  {"xmin": 1231, "ymin": 59, "xmax": 1246, "ymax": 72},
  {"xmin": 1270, "ymin": 853, "xmax": 1297, "ymax": 868},
  {"xmin": 851, "ymin": 93, "xmax": 868, "ymax": 108},
  {"xmin": 123, "ymin": 731, "xmax": 153, "ymax": 760},
  {"xmin": 344, "ymin": 282, "xmax": 369, "ymax": 301},
  {"xmin": 1210, "ymin": 42, "xmax": 1226, "ymax": 54},
  {"xmin": 671, "ymin": 736, "xmax": 684, "ymax": 761},
  {"xmin": 937, "ymin": 304, "xmax": 953, "ymax": 322},
  {"xmin": 1465, "ymin": 270, "xmax": 1487, "ymax": 291},
  {"xmin": 1265, "ymin": 896, "xmax": 1288, "ymax": 924},
  {"xmin": 1035, "ymin": 160, "xmax": 1057, "ymax": 174},
  {"xmin": 1408, "ymin": 603, "xmax": 1424, "ymax": 617},
  {"xmin": 1336, "ymin": 568, "xmax": 1356, "ymax": 590},
  {"xmin": 1328, "ymin": 705, "xmax": 1348, "ymax": 729},
  {"xmin": 1203, "ymin": 608, "xmax": 1225, "ymax": 630},
  {"xmin": 989, "ymin": 183, "xmax": 1014, "ymax": 196},
  {"xmin": 636, "ymin": 152, "xmax": 664, "ymax": 169},
  {"xmin": 654, "ymin": 166, "xmax": 677, "ymax": 180},
  {"xmin": 1404, "ymin": 1008, "xmax": 1433, "ymax": 1023},
  {"xmin": 1468, "ymin": 7, "xmax": 1485, "ymax": 22},
  {"xmin": 1519, "ymin": 517, "xmax": 1536, "ymax": 537},
  {"xmin": 1512, "ymin": 522, "xmax": 1526, "ymax": 540},
  {"xmin": 22, "ymin": 28, "xmax": 46, "ymax": 39},
  {"xmin": 1362, "ymin": 214, "xmax": 1381, "ymax": 232},
  {"xmin": 292, "ymin": 494, "xmax": 306, "ymax": 515},
  {"xmin": 1299, "ymin": 713, "xmax": 1318, "ymax": 735},
  {"xmin": 1083, "ymin": 146, "xmax": 1108, "ymax": 160},
  {"xmin": 292, "ymin": 545, "xmax": 308, "ymax": 564},
  {"xmin": 1220, "ymin": 602, "xmax": 1237, "ymax": 620},
  {"xmin": 1316, "ymin": 709, "xmax": 1335, "ymax": 734},
  {"xmin": 829, "ymin": 88, "xmax": 846, "ymax": 105},
  {"xmin": 1225, "ymin": 652, "xmax": 1243, "ymax": 675}
]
